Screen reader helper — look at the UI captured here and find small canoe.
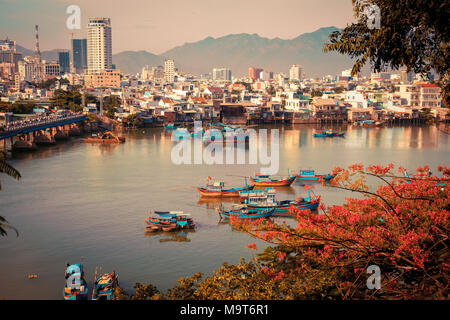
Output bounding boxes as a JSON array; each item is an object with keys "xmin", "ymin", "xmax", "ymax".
[{"xmin": 250, "ymin": 175, "xmax": 296, "ymax": 187}]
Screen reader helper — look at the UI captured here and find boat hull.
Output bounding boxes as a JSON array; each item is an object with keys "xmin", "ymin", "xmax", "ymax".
[
  {"xmin": 295, "ymin": 175, "xmax": 334, "ymax": 182},
  {"xmin": 197, "ymin": 185, "xmax": 254, "ymax": 197},
  {"xmin": 250, "ymin": 176, "xmax": 296, "ymax": 187},
  {"xmin": 247, "ymin": 201, "xmax": 319, "ymax": 214},
  {"xmin": 218, "ymin": 208, "xmax": 274, "ymax": 219}
]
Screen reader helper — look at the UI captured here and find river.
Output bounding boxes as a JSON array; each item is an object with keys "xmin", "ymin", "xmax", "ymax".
[{"xmin": 0, "ymin": 124, "xmax": 448, "ymax": 299}]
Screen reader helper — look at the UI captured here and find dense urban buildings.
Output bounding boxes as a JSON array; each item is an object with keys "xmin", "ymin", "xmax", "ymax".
[
  {"xmin": 212, "ymin": 68, "xmax": 232, "ymax": 81},
  {"xmin": 87, "ymin": 18, "xmax": 113, "ymax": 71}
]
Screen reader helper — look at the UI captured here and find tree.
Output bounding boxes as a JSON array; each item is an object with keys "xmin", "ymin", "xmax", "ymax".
[
  {"xmin": 0, "ymin": 152, "xmax": 21, "ymax": 237},
  {"xmin": 323, "ymin": 0, "xmax": 450, "ymax": 107}
]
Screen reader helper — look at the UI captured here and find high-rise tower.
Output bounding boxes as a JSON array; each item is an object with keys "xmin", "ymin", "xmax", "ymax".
[
  {"xmin": 34, "ymin": 25, "xmax": 41, "ymax": 62},
  {"xmin": 87, "ymin": 18, "xmax": 112, "ymax": 71}
]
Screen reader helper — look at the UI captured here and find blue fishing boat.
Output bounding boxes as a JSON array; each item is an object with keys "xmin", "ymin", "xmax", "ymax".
[
  {"xmin": 92, "ymin": 270, "xmax": 118, "ymax": 300},
  {"xmin": 164, "ymin": 123, "xmax": 181, "ymax": 131},
  {"xmin": 239, "ymin": 188, "xmax": 320, "ymax": 214},
  {"xmin": 218, "ymin": 206, "xmax": 274, "ymax": 219},
  {"xmin": 314, "ymin": 129, "xmax": 345, "ymax": 137},
  {"xmin": 145, "ymin": 211, "xmax": 196, "ymax": 232},
  {"xmin": 296, "ymin": 170, "xmax": 335, "ymax": 182},
  {"xmin": 63, "ymin": 263, "xmax": 88, "ymax": 300}
]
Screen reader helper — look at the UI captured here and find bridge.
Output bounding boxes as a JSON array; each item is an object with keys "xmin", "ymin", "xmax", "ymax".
[{"xmin": 0, "ymin": 114, "xmax": 87, "ymax": 140}]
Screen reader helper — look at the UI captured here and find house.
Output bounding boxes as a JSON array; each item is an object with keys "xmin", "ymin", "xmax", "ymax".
[{"xmin": 203, "ymin": 86, "xmax": 224, "ymax": 99}]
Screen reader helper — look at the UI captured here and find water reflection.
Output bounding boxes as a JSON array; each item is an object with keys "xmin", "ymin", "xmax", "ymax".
[{"xmin": 145, "ymin": 229, "xmax": 196, "ymax": 243}]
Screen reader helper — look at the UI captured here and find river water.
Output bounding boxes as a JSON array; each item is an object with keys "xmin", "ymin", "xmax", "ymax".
[{"xmin": 0, "ymin": 124, "xmax": 448, "ymax": 299}]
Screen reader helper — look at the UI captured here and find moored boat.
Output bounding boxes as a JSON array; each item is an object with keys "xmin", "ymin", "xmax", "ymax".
[
  {"xmin": 63, "ymin": 263, "xmax": 88, "ymax": 300},
  {"xmin": 296, "ymin": 170, "xmax": 335, "ymax": 182},
  {"xmin": 164, "ymin": 123, "xmax": 181, "ymax": 131},
  {"xmin": 198, "ymin": 178, "xmax": 254, "ymax": 197},
  {"xmin": 217, "ymin": 206, "xmax": 274, "ymax": 219},
  {"xmin": 314, "ymin": 129, "xmax": 345, "ymax": 137},
  {"xmin": 84, "ymin": 131, "xmax": 125, "ymax": 144},
  {"xmin": 239, "ymin": 187, "xmax": 320, "ymax": 214},
  {"xmin": 145, "ymin": 211, "xmax": 196, "ymax": 232},
  {"xmin": 250, "ymin": 174, "xmax": 296, "ymax": 187},
  {"xmin": 92, "ymin": 270, "xmax": 118, "ymax": 300}
]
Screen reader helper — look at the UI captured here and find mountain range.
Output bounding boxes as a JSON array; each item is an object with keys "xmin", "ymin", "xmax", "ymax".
[{"xmin": 17, "ymin": 26, "xmax": 359, "ymax": 78}]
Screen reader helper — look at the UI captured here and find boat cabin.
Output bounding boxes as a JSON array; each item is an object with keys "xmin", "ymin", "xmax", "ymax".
[
  {"xmin": 240, "ymin": 188, "xmax": 276, "ymax": 205},
  {"xmin": 299, "ymin": 170, "xmax": 316, "ymax": 176},
  {"xmin": 206, "ymin": 181, "xmax": 225, "ymax": 191}
]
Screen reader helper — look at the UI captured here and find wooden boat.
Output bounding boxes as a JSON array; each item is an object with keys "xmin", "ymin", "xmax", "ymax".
[
  {"xmin": 197, "ymin": 178, "xmax": 254, "ymax": 197},
  {"xmin": 314, "ymin": 129, "xmax": 345, "ymax": 137},
  {"xmin": 145, "ymin": 211, "xmax": 196, "ymax": 232},
  {"xmin": 164, "ymin": 123, "xmax": 181, "ymax": 131},
  {"xmin": 239, "ymin": 188, "xmax": 320, "ymax": 214},
  {"xmin": 296, "ymin": 170, "xmax": 335, "ymax": 182},
  {"xmin": 217, "ymin": 206, "xmax": 274, "ymax": 219},
  {"xmin": 92, "ymin": 270, "xmax": 118, "ymax": 300},
  {"xmin": 363, "ymin": 120, "xmax": 384, "ymax": 128},
  {"xmin": 250, "ymin": 174, "xmax": 296, "ymax": 187},
  {"xmin": 63, "ymin": 263, "xmax": 88, "ymax": 300},
  {"xmin": 84, "ymin": 131, "xmax": 125, "ymax": 144}
]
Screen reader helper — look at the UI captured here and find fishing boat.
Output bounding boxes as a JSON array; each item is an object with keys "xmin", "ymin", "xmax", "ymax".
[
  {"xmin": 296, "ymin": 170, "xmax": 335, "ymax": 182},
  {"xmin": 217, "ymin": 206, "xmax": 274, "ymax": 219},
  {"xmin": 198, "ymin": 178, "xmax": 254, "ymax": 197},
  {"xmin": 239, "ymin": 187, "xmax": 320, "ymax": 214},
  {"xmin": 63, "ymin": 263, "xmax": 88, "ymax": 300},
  {"xmin": 250, "ymin": 174, "xmax": 296, "ymax": 187},
  {"xmin": 84, "ymin": 131, "xmax": 126, "ymax": 144},
  {"xmin": 92, "ymin": 270, "xmax": 118, "ymax": 300},
  {"xmin": 172, "ymin": 127, "xmax": 203, "ymax": 139},
  {"xmin": 314, "ymin": 129, "xmax": 345, "ymax": 137},
  {"xmin": 164, "ymin": 123, "xmax": 181, "ymax": 131},
  {"xmin": 145, "ymin": 211, "xmax": 196, "ymax": 232}
]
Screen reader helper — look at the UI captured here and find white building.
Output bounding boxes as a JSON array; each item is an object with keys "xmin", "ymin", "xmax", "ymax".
[
  {"xmin": 345, "ymin": 91, "xmax": 368, "ymax": 109},
  {"xmin": 87, "ymin": 18, "xmax": 112, "ymax": 71},
  {"xmin": 289, "ymin": 64, "xmax": 302, "ymax": 82},
  {"xmin": 164, "ymin": 59, "xmax": 175, "ymax": 83}
]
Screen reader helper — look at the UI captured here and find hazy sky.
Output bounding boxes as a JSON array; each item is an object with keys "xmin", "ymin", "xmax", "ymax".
[{"xmin": 0, "ymin": 0, "xmax": 356, "ymax": 54}]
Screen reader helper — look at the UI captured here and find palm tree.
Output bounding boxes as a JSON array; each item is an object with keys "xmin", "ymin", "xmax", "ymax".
[{"xmin": 0, "ymin": 151, "xmax": 21, "ymax": 236}]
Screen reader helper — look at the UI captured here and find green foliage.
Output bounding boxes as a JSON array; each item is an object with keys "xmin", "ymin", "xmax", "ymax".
[
  {"xmin": 0, "ymin": 101, "xmax": 35, "ymax": 114},
  {"xmin": 323, "ymin": 0, "xmax": 450, "ymax": 107}
]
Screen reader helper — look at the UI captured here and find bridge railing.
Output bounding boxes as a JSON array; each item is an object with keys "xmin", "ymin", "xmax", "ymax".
[{"xmin": 0, "ymin": 114, "xmax": 87, "ymax": 137}]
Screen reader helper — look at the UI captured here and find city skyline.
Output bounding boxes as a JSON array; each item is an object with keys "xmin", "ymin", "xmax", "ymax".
[{"xmin": 0, "ymin": 0, "xmax": 355, "ymax": 54}]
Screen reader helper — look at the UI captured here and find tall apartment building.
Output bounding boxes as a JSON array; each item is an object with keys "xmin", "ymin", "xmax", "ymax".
[
  {"xmin": 58, "ymin": 50, "xmax": 70, "ymax": 74},
  {"xmin": 71, "ymin": 39, "xmax": 87, "ymax": 73},
  {"xmin": 44, "ymin": 61, "xmax": 60, "ymax": 77},
  {"xmin": 164, "ymin": 59, "xmax": 175, "ymax": 83},
  {"xmin": 212, "ymin": 68, "xmax": 232, "ymax": 81},
  {"xmin": 248, "ymin": 67, "xmax": 263, "ymax": 81},
  {"xmin": 18, "ymin": 56, "xmax": 44, "ymax": 82},
  {"xmin": 87, "ymin": 18, "xmax": 112, "ymax": 71},
  {"xmin": 0, "ymin": 39, "xmax": 22, "ymax": 87},
  {"xmin": 289, "ymin": 64, "xmax": 302, "ymax": 82}
]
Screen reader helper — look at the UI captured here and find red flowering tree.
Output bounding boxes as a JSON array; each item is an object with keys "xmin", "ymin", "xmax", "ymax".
[{"xmin": 230, "ymin": 164, "xmax": 449, "ymax": 299}]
